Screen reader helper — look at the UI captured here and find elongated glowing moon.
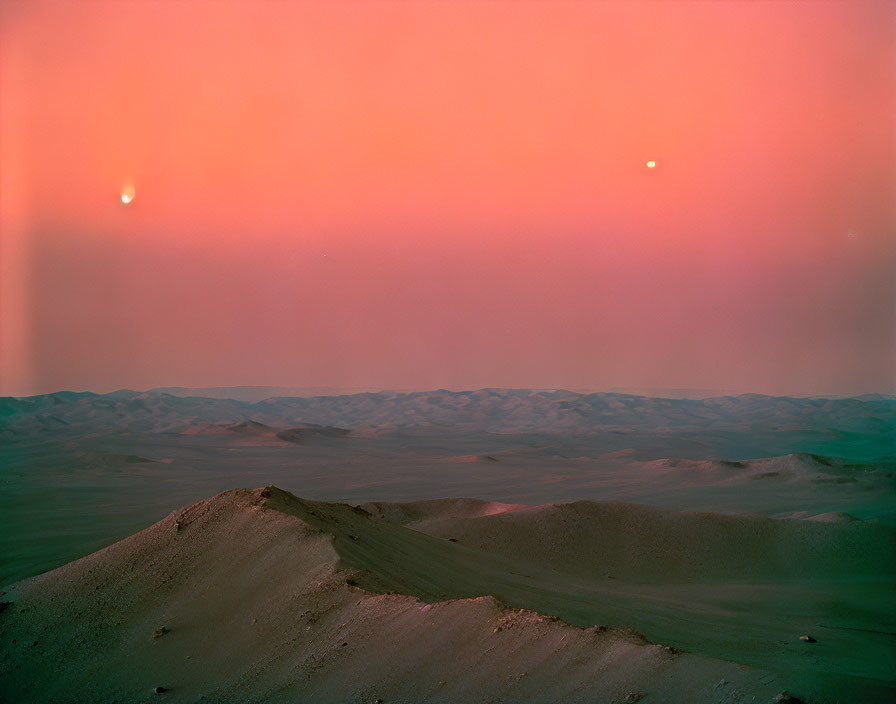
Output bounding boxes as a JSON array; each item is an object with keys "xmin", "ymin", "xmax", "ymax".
[{"xmin": 120, "ymin": 184, "xmax": 135, "ymax": 204}]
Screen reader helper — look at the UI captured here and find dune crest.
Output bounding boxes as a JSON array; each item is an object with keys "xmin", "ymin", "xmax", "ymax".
[
  {"xmin": 3, "ymin": 487, "xmax": 894, "ymax": 702},
  {"xmin": 0, "ymin": 486, "xmax": 824, "ymax": 704}
]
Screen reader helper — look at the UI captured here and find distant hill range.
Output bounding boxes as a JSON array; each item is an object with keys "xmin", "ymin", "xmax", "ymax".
[
  {"xmin": 2, "ymin": 388, "xmax": 893, "ymax": 462},
  {"xmin": 154, "ymin": 385, "xmax": 732, "ymax": 402},
  {"xmin": 151, "ymin": 385, "xmax": 387, "ymax": 402},
  {"xmin": 150, "ymin": 385, "xmax": 895, "ymax": 403}
]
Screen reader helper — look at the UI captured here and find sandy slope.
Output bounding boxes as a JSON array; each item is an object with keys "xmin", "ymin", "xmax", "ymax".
[
  {"xmin": 2, "ymin": 487, "xmax": 893, "ymax": 703},
  {"xmin": 372, "ymin": 498, "xmax": 892, "ymax": 583}
]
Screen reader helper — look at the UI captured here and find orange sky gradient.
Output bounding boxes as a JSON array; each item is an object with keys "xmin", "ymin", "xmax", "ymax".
[{"xmin": 1, "ymin": 0, "xmax": 894, "ymax": 396}]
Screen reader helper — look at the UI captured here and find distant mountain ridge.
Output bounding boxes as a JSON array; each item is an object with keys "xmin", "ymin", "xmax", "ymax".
[
  {"xmin": 1, "ymin": 388, "xmax": 893, "ymax": 461},
  {"xmin": 149, "ymin": 385, "xmax": 896, "ymax": 403},
  {"xmin": 4, "ymin": 388, "xmax": 893, "ymax": 427},
  {"xmin": 150, "ymin": 385, "xmax": 387, "ymax": 402}
]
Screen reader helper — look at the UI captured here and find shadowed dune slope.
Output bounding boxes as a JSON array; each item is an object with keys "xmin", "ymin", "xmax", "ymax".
[
  {"xmin": 380, "ymin": 499, "xmax": 895, "ymax": 583},
  {"xmin": 359, "ymin": 497, "xmax": 526, "ymax": 529},
  {"xmin": 2, "ymin": 487, "xmax": 894, "ymax": 703}
]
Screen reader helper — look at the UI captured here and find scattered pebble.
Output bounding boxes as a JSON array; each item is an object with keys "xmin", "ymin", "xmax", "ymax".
[
  {"xmin": 153, "ymin": 627, "xmax": 169, "ymax": 639},
  {"xmin": 799, "ymin": 635, "xmax": 816, "ymax": 643},
  {"xmin": 773, "ymin": 693, "xmax": 803, "ymax": 704},
  {"xmin": 154, "ymin": 685, "xmax": 167, "ymax": 694}
]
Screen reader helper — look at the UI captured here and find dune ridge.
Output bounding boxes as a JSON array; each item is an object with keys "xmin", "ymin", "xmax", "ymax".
[
  {"xmin": 382, "ymin": 498, "xmax": 893, "ymax": 583},
  {"xmin": 2, "ymin": 487, "xmax": 894, "ymax": 702}
]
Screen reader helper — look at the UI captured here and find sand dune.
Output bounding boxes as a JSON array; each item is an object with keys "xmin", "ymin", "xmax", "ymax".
[
  {"xmin": 174, "ymin": 420, "xmax": 352, "ymax": 447},
  {"xmin": 2, "ymin": 487, "xmax": 893, "ymax": 703},
  {"xmin": 643, "ymin": 453, "xmax": 895, "ymax": 485},
  {"xmin": 378, "ymin": 499, "xmax": 894, "ymax": 583},
  {"xmin": 3, "ymin": 422, "xmax": 892, "ymax": 590},
  {"xmin": 359, "ymin": 497, "xmax": 525, "ymax": 529}
]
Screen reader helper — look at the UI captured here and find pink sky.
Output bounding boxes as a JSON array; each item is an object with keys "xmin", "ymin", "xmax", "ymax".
[{"xmin": 1, "ymin": 0, "xmax": 894, "ymax": 397}]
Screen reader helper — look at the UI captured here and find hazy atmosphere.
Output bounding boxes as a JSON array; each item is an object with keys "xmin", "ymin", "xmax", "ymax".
[{"xmin": 2, "ymin": 0, "xmax": 894, "ymax": 397}]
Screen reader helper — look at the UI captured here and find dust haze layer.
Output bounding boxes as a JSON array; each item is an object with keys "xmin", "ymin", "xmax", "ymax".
[{"xmin": 4, "ymin": 2, "xmax": 895, "ymax": 400}]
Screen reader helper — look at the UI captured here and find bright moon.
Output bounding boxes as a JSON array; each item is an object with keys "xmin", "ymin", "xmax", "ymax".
[
  {"xmin": 645, "ymin": 160, "xmax": 656, "ymax": 169},
  {"xmin": 120, "ymin": 184, "xmax": 135, "ymax": 205}
]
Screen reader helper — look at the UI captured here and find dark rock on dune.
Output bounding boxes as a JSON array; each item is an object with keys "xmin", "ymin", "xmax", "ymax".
[{"xmin": 773, "ymin": 693, "xmax": 804, "ymax": 704}]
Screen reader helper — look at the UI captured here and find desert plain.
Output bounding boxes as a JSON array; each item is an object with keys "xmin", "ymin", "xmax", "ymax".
[{"xmin": 1, "ymin": 388, "xmax": 894, "ymax": 703}]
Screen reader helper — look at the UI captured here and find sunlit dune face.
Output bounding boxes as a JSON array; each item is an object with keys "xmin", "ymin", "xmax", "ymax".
[{"xmin": 120, "ymin": 184, "xmax": 135, "ymax": 205}]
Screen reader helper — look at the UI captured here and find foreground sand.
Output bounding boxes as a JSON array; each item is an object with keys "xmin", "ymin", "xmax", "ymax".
[{"xmin": 2, "ymin": 487, "xmax": 893, "ymax": 703}]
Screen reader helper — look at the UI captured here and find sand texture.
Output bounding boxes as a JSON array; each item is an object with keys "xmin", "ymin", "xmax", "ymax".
[{"xmin": 2, "ymin": 486, "xmax": 893, "ymax": 703}]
